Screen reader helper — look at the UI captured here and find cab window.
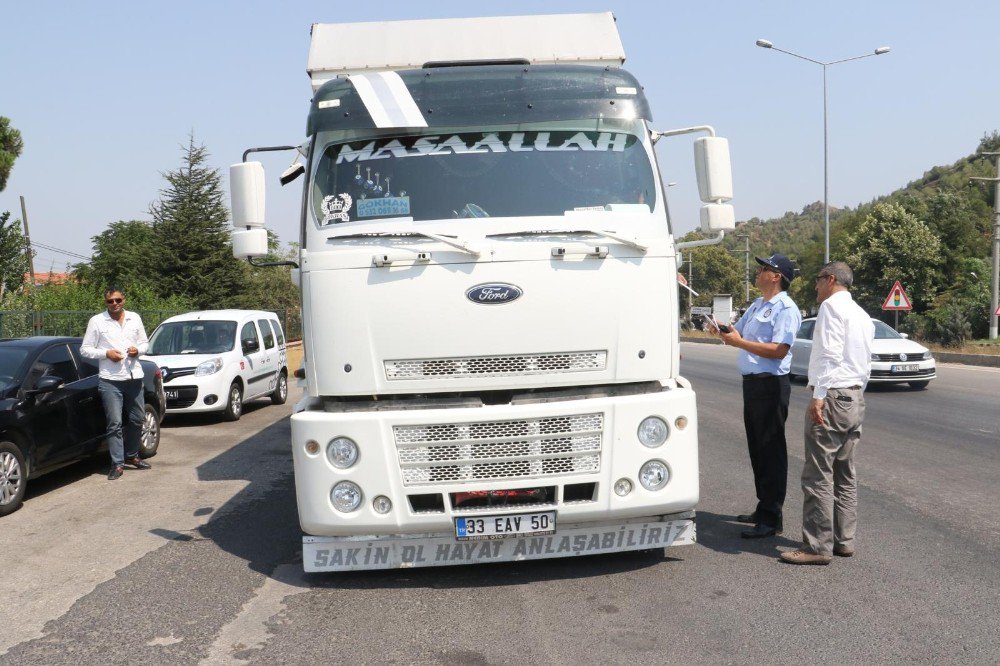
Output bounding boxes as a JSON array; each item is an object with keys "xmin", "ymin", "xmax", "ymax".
[
  {"xmin": 240, "ymin": 322, "xmax": 260, "ymax": 353},
  {"xmin": 258, "ymin": 319, "xmax": 275, "ymax": 350}
]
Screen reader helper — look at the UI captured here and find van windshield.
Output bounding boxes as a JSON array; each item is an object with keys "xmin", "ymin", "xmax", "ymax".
[
  {"xmin": 311, "ymin": 119, "xmax": 657, "ymax": 225},
  {"xmin": 147, "ymin": 321, "xmax": 237, "ymax": 355}
]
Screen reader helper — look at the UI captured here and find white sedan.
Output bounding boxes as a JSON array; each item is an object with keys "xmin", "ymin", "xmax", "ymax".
[{"xmin": 789, "ymin": 318, "xmax": 936, "ymax": 389}]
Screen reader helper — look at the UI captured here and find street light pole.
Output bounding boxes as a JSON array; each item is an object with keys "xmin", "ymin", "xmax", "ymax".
[
  {"xmin": 733, "ymin": 233, "xmax": 750, "ymax": 303},
  {"xmin": 755, "ymin": 39, "xmax": 890, "ymax": 263},
  {"xmin": 971, "ymin": 152, "xmax": 1000, "ymax": 340}
]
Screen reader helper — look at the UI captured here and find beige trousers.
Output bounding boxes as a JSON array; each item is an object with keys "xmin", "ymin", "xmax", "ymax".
[{"xmin": 801, "ymin": 387, "xmax": 865, "ymax": 556}]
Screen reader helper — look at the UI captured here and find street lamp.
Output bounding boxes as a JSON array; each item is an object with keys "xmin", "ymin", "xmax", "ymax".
[{"xmin": 755, "ymin": 39, "xmax": 890, "ymax": 264}]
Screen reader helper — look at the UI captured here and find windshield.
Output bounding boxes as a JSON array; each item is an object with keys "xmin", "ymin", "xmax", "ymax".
[
  {"xmin": 873, "ymin": 321, "xmax": 903, "ymax": 340},
  {"xmin": 147, "ymin": 321, "xmax": 238, "ymax": 355},
  {"xmin": 310, "ymin": 120, "xmax": 657, "ymax": 225},
  {"xmin": 0, "ymin": 347, "xmax": 29, "ymax": 384}
]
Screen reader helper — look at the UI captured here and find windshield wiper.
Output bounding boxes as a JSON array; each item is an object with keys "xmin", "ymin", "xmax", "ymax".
[
  {"xmin": 488, "ymin": 228, "xmax": 648, "ymax": 252},
  {"xmin": 328, "ymin": 230, "xmax": 481, "ymax": 257}
]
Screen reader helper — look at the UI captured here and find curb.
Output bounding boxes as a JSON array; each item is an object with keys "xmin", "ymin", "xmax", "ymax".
[{"xmin": 680, "ymin": 336, "xmax": 1000, "ymax": 368}]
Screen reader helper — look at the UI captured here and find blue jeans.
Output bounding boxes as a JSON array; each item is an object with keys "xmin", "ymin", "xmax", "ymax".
[{"xmin": 98, "ymin": 379, "xmax": 144, "ymax": 466}]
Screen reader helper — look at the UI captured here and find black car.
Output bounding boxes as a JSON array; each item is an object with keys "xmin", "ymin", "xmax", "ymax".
[{"xmin": 0, "ymin": 336, "xmax": 166, "ymax": 516}]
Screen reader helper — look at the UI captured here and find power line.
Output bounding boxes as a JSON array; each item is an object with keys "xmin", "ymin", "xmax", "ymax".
[{"xmin": 30, "ymin": 241, "xmax": 91, "ymax": 262}]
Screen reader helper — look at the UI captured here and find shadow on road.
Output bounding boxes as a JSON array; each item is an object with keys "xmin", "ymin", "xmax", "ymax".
[{"xmin": 695, "ymin": 510, "xmax": 799, "ymax": 556}]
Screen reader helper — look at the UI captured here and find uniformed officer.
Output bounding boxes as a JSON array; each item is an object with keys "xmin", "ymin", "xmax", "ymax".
[{"xmin": 715, "ymin": 253, "xmax": 801, "ymax": 538}]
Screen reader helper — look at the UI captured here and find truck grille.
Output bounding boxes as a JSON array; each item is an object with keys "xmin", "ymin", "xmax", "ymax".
[
  {"xmin": 384, "ymin": 351, "xmax": 607, "ymax": 381},
  {"xmin": 393, "ymin": 413, "xmax": 603, "ymax": 486}
]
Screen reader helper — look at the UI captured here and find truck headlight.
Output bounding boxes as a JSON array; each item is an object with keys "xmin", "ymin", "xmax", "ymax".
[
  {"xmin": 331, "ymin": 481, "xmax": 362, "ymax": 512},
  {"xmin": 639, "ymin": 460, "xmax": 670, "ymax": 491},
  {"xmin": 194, "ymin": 358, "xmax": 223, "ymax": 376},
  {"xmin": 637, "ymin": 416, "xmax": 669, "ymax": 447},
  {"xmin": 327, "ymin": 437, "xmax": 359, "ymax": 469}
]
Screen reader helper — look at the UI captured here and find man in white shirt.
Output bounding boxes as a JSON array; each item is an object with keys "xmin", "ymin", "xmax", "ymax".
[
  {"xmin": 781, "ymin": 262, "xmax": 874, "ymax": 565},
  {"xmin": 80, "ymin": 287, "xmax": 152, "ymax": 480}
]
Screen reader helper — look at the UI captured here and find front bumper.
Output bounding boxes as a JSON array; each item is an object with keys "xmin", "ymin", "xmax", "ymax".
[
  {"xmin": 163, "ymin": 373, "xmax": 231, "ymax": 413},
  {"xmin": 869, "ymin": 359, "xmax": 936, "ymax": 383},
  {"xmin": 304, "ymin": 511, "xmax": 696, "ymax": 572},
  {"xmin": 290, "ymin": 386, "xmax": 700, "ymax": 541}
]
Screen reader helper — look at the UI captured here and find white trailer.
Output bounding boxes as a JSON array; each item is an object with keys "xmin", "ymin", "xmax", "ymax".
[{"xmin": 231, "ymin": 12, "xmax": 735, "ymax": 571}]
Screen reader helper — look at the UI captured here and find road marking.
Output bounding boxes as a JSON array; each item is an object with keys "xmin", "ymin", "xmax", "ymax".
[{"xmin": 200, "ymin": 562, "xmax": 310, "ymax": 664}]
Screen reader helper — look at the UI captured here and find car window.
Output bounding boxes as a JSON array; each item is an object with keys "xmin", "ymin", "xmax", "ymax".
[
  {"xmin": 240, "ymin": 322, "xmax": 260, "ymax": 352},
  {"xmin": 148, "ymin": 320, "xmax": 238, "ymax": 355},
  {"xmin": 69, "ymin": 342, "xmax": 99, "ymax": 378},
  {"xmin": 258, "ymin": 319, "xmax": 275, "ymax": 350},
  {"xmin": 872, "ymin": 320, "xmax": 903, "ymax": 340},
  {"xmin": 270, "ymin": 319, "xmax": 285, "ymax": 346},
  {"xmin": 796, "ymin": 321, "xmax": 815, "ymax": 340},
  {"xmin": 25, "ymin": 344, "xmax": 79, "ymax": 389}
]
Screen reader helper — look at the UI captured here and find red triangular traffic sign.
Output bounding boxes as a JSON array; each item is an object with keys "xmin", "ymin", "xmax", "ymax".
[
  {"xmin": 994, "ymin": 303, "xmax": 1000, "ymax": 317},
  {"xmin": 881, "ymin": 280, "xmax": 913, "ymax": 311}
]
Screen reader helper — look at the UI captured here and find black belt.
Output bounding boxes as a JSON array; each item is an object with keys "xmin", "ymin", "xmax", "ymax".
[{"xmin": 742, "ymin": 372, "xmax": 777, "ymax": 381}]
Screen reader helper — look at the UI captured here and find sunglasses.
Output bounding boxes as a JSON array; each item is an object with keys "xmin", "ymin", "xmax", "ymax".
[{"xmin": 105, "ymin": 298, "xmax": 124, "ymax": 304}]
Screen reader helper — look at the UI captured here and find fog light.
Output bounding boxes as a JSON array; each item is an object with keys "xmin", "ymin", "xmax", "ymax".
[
  {"xmin": 613, "ymin": 478, "xmax": 633, "ymax": 497},
  {"xmin": 331, "ymin": 481, "xmax": 362, "ymax": 512},
  {"xmin": 674, "ymin": 416, "xmax": 688, "ymax": 430},
  {"xmin": 326, "ymin": 437, "xmax": 359, "ymax": 469},
  {"xmin": 639, "ymin": 460, "xmax": 670, "ymax": 491},
  {"xmin": 305, "ymin": 439, "xmax": 320, "ymax": 455},
  {"xmin": 204, "ymin": 395, "xmax": 218, "ymax": 405},
  {"xmin": 372, "ymin": 495, "xmax": 392, "ymax": 514},
  {"xmin": 637, "ymin": 416, "xmax": 669, "ymax": 447}
]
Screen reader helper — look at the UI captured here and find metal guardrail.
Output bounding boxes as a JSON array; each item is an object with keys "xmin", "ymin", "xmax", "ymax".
[{"xmin": 0, "ymin": 308, "xmax": 303, "ymax": 341}]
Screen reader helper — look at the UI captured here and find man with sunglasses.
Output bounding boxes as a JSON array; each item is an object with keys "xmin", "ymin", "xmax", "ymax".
[
  {"xmin": 715, "ymin": 253, "xmax": 801, "ymax": 538},
  {"xmin": 81, "ymin": 286, "xmax": 152, "ymax": 480}
]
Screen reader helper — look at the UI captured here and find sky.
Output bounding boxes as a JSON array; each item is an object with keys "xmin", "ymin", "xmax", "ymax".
[{"xmin": 2, "ymin": 0, "xmax": 998, "ymax": 270}]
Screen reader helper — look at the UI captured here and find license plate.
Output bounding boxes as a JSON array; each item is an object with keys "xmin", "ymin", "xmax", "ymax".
[
  {"xmin": 455, "ymin": 511, "xmax": 556, "ymax": 541},
  {"xmin": 891, "ymin": 364, "xmax": 919, "ymax": 373},
  {"xmin": 166, "ymin": 390, "xmax": 179, "ymax": 399}
]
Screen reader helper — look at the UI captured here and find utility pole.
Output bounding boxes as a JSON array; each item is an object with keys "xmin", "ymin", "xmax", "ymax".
[
  {"xmin": 19, "ymin": 196, "xmax": 36, "ymax": 291},
  {"xmin": 735, "ymin": 233, "xmax": 750, "ymax": 304},
  {"xmin": 971, "ymin": 153, "xmax": 999, "ymax": 340}
]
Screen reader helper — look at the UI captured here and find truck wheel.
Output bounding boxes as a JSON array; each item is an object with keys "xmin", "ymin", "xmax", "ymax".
[
  {"xmin": 271, "ymin": 370, "xmax": 288, "ymax": 405},
  {"xmin": 0, "ymin": 441, "xmax": 27, "ymax": 517},
  {"xmin": 909, "ymin": 380, "xmax": 930, "ymax": 390},
  {"xmin": 140, "ymin": 403, "xmax": 160, "ymax": 458},
  {"xmin": 223, "ymin": 382, "xmax": 243, "ymax": 421}
]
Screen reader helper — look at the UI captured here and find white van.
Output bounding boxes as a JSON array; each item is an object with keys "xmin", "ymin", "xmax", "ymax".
[{"xmin": 145, "ymin": 310, "xmax": 289, "ymax": 420}]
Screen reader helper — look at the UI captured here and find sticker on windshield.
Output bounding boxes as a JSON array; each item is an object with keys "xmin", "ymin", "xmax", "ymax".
[
  {"xmin": 321, "ymin": 193, "xmax": 352, "ymax": 224},
  {"xmin": 357, "ymin": 196, "xmax": 411, "ymax": 218}
]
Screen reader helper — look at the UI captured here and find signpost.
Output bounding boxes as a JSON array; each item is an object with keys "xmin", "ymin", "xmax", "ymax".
[{"xmin": 881, "ymin": 280, "xmax": 913, "ymax": 330}]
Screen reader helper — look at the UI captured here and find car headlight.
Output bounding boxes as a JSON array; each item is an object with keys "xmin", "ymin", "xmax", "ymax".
[
  {"xmin": 637, "ymin": 416, "xmax": 669, "ymax": 448},
  {"xmin": 639, "ymin": 460, "xmax": 670, "ymax": 491},
  {"xmin": 331, "ymin": 481, "xmax": 363, "ymax": 512},
  {"xmin": 194, "ymin": 358, "xmax": 223, "ymax": 376},
  {"xmin": 326, "ymin": 437, "xmax": 359, "ymax": 469}
]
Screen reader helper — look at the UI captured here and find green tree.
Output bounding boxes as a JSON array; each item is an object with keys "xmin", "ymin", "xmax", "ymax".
[
  {"xmin": 74, "ymin": 220, "xmax": 158, "ymax": 291},
  {"xmin": 232, "ymin": 231, "xmax": 299, "ymax": 313},
  {"xmin": 843, "ymin": 202, "xmax": 942, "ymax": 314},
  {"xmin": 0, "ymin": 211, "xmax": 29, "ymax": 300},
  {"xmin": 0, "ymin": 116, "xmax": 23, "ymax": 192},
  {"xmin": 680, "ymin": 234, "xmax": 745, "ymax": 309},
  {"xmin": 149, "ymin": 135, "xmax": 244, "ymax": 308}
]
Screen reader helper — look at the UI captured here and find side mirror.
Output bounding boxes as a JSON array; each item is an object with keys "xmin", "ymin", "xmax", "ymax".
[
  {"xmin": 29, "ymin": 375, "xmax": 63, "ymax": 394},
  {"xmin": 899, "ymin": 332, "xmax": 909, "ymax": 339},
  {"xmin": 694, "ymin": 137, "xmax": 736, "ymax": 234},
  {"xmin": 242, "ymin": 339, "xmax": 260, "ymax": 354},
  {"xmin": 230, "ymin": 161, "xmax": 269, "ymax": 259}
]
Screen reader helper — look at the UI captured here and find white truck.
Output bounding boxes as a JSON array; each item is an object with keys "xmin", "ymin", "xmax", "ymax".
[{"xmin": 230, "ymin": 13, "xmax": 735, "ymax": 572}]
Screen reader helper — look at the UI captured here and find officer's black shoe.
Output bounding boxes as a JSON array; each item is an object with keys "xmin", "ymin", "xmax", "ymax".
[
  {"xmin": 736, "ymin": 512, "xmax": 758, "ymax": 524},
  {"xmin": 108, "ymin": 465, "xmax": 124, "ymax": 480},
  {"xmin": 741, "ymin": 522, "xmax": 782, "ymax": 539}
]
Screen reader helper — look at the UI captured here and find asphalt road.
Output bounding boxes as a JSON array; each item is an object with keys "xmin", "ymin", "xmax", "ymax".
[{"xmin": 2, "ymin": 348, "xmax": 998, "ymax": 665}]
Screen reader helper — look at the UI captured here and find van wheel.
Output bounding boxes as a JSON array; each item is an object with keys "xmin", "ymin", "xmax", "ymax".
[
  {"xmin": 0, "ymin": 441, "xmax": 27, "ymax": 517},
  {"xmin": 224, "ymin": 382, "xmax": 243, "ymax": 421},
  {"xmin": 909, "ymin": 380, "xmax": 930, "ymax": 390},
  {"xmin": 271, "ymin": 371, "xmax": 288, "ymax": 405},
  {"xmin": 140, "ymin": 403, "xmax": 161, "ymax": 458}
]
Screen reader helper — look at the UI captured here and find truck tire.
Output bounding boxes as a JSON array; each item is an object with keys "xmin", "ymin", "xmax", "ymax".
[
  {"xmin": 140, "ymin": 403, "xmax": 161, "ymax": 458},
  {"xmin": 223, "ymin": 382, "xmax": 243, "ymax": 421},
  {"xmin": 0, "ymin": 440, "xmax": 27, "ymax": 517},
  {"xmin": 271, "ymin": 370, "xmax": 288, "ymax": 405}
]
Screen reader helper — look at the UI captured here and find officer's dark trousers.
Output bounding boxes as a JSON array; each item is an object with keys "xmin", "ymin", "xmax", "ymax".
[{"xmin": 742, "ymin": 373, "xmax": 790, "ymax": 527}]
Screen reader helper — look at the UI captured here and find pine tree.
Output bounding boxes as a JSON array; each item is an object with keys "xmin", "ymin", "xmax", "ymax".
[{"xmin": 149, "ymin": 135, "xmax": 244, "ymax": 308}]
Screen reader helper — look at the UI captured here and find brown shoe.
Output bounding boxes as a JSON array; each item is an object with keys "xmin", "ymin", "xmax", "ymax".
[
  {"xmin": 780, "ymin": 549, "xmax": 832, "ymax": 565},
  {"xmin": 125, "ymin": 457, "xmax": 151, "ymax": 470},
  {"xmin": 834, "ymin": 545, "xmax": 855, "ymax": 557}
]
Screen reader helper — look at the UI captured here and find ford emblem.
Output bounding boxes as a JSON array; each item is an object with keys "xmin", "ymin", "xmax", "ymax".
[{"xmin": 466, "ymin": 283, "xmax": 523, "ymax": 305}]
